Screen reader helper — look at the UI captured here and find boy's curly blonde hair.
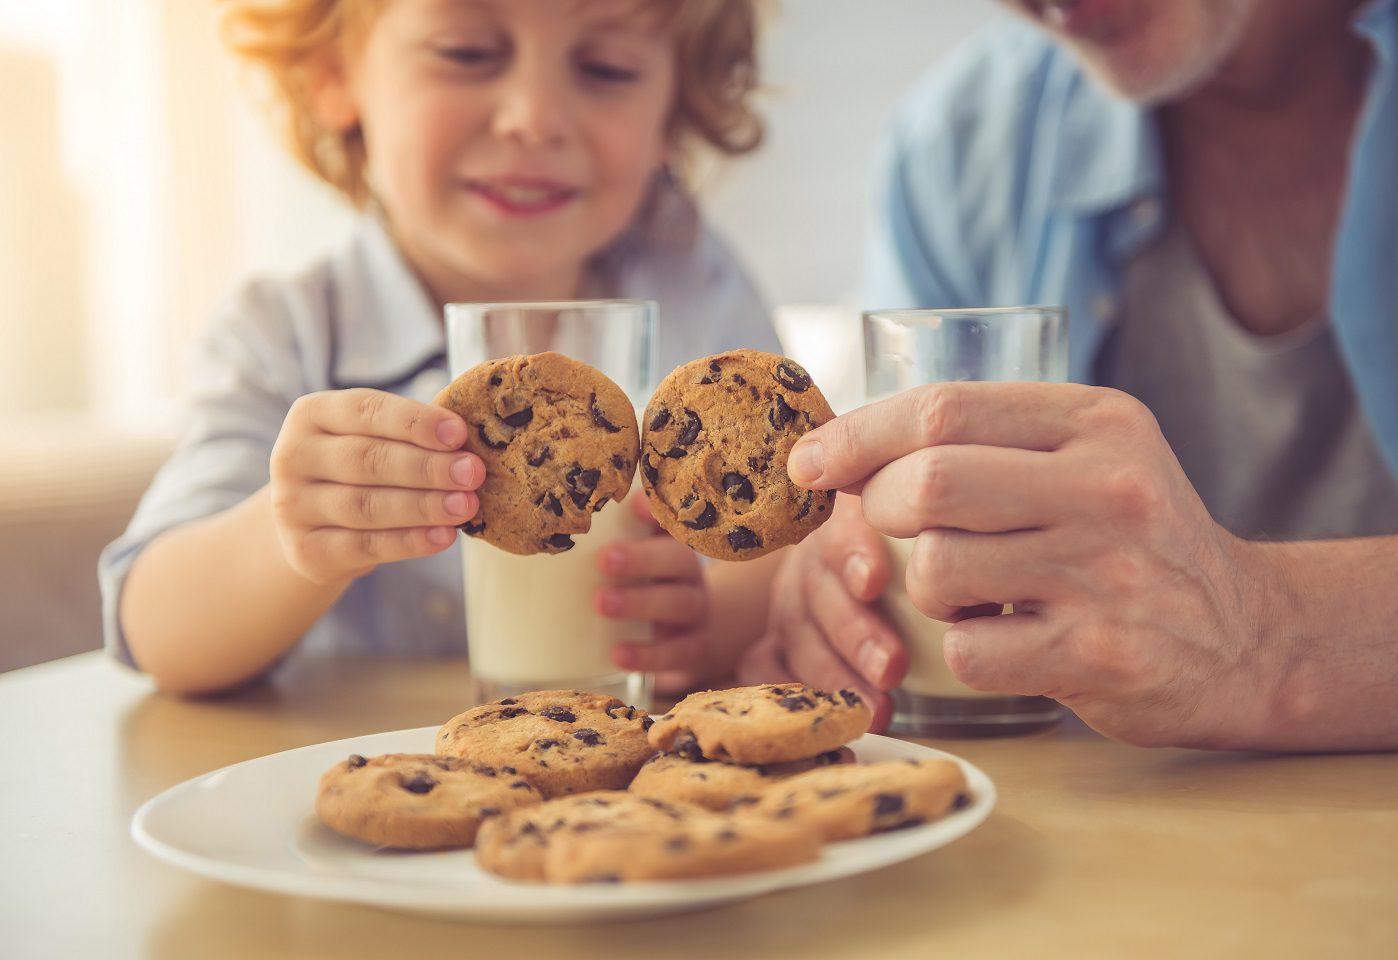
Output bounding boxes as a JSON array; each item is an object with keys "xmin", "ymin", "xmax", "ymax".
[{"xmin": 220, "ymin": 0, "xmax": 764, "ymax": 208}]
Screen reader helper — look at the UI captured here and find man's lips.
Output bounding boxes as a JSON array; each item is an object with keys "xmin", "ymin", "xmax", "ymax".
[{"xmin": 463, "ymin": 178, "xmax": 579, "ymax": 216}]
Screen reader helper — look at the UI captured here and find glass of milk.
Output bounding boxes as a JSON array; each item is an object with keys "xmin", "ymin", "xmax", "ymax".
[
  {"xmin": 863, "ymin": 305, "xmax": 1068, "ymax": 736},
  {"xmin": 444, "ymin": 300, "xmax": 658, "ymax": 709}
]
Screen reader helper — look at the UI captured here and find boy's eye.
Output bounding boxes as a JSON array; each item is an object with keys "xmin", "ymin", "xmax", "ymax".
[
  {"xmin": 438, "ymin": 46, "xmax": 504, "ymax": 67},
  {"xmin": 579, "ymin": 61, "xmax": 640, "ymax": 83}
]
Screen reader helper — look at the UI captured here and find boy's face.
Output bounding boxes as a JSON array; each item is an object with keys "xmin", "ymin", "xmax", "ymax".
[
  {"xmin": 1004, "ymin": 0, "xmax": 1260, "ymax": 105},
  {"xmin": 327, "ymin": 0, "xmax": 676, "ymax": 303}
]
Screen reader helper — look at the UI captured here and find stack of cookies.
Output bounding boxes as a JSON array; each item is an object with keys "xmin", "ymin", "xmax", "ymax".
[{"xmin": 314, "ymin": 683, "xmax": 973, "ymax": 884}]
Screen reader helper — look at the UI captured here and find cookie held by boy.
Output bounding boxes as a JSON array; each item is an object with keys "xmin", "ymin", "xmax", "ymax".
[{"xmin": 433, "ymin": 352, "xmax": 640, "ymax": 556}]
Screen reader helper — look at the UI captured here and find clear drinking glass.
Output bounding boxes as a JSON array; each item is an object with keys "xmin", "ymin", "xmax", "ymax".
[
  {"xmin": 444, "ymin": 300, "xmax": 658, "ymax": 709},
  {"xmin": 863, "ymin": 305, "xmax": 1069, "ymax": 737}
]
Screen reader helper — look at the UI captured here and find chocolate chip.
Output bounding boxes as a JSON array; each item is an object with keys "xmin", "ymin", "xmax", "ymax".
[
  {"xmin": 527, "ymin": 446, "xmax": 552, "ymax": 467},
  {"xmin": 768, "ymin": 395, "xmax": 797, "ymax": 430},
  {"xmin": 590, "ymin": 393, "xmax": 622, "ymax": 433},
  {"xmin": 873, "ymin": 793, "xmax": 905, "ymax": 816},
  {"xmin": 732, "ymin": 373, "xmax": 747, "ymax": 386},
  {"xmin": 794, "ymin": 490, "xmax": 814, "ymax": 521},
  {"xmin": 566, "ymin": 465, "xmax": 601, "ymax": 495},
  {"xmin": 476, "ymin": 423, "xmax": 509, "ymax": 450},
  {"xmin": 716, "ymin": 829, "xmax": 739, "ymax": 842},
  {"xmin": 605, "ymin": 704, "xmax": 638, "ymax": 720},
  {"xmin": 479, "ymin": 807, "xmax": 501, "ymax": 817},
  {"xmin": 641, "ymin": 715, "xmax": 655, "ymax": 731},
  {"xmin": 458, "ymin": 519, "xmax": 487, "ymax": 536},
  {"xmin": 572, "ymin": 728, "xmax": 603, "ymax": 746},
  {"xmin": 534, "ymin": 738, "xmax": 562, "ymax": 751},
  {"xmin": 402, "ymin": 772, "xmax": 437, "ymax": 794},
  {"xmin": 537, "ymin": 492, "xmax": 563, "ymax": 517},
  {"xmin": 592, "ymin": 496, "xmax": 609, "ymax": 512},
  {"xmin": 676, "ymin": 410, "xmax": 702, "ymax": 446},
  {"xmin": 649, "ymin": 407, "xmax": 671, "ymax": 431},
  {"xmin": 775, "ymin": 360, "xmax": 812, "ymax": 392},
  {"xmin": 673, "ymin": 730, "xmax": 704, "ymax": 761},
  {"xmin": 665, "ymin": 835, "xmax": 691, "ymax": 851},
  {"xmin": 501, "ymin": 765, "xmax": 518, "ymax": 774},
  {"xmin": 489, "ymin": 374, "xmax": 503, "ymax": 386},
  {"xmin": 545, "ymin": 534, "xmax": 575, "ymax": 552},
  {"xmin": 682, "ymin": 500, "xmax": 717, "ymax": 531},
  {"xmin": 611, "ymin": 453, "xmax": 628, "ymax": 471},
  {"xmin": 722, "ymin": 472, "xmax": 755, "ymax": 502},
  {"xmin": 697, "ymin": 360, "xmax": 723, "ymax": 384},
  {"xmin": 511, "ymin": 780, "xmax": 533, "ymax": 790},
  {"xmin": 502, "ymin": 407, "xmax": 533, "ymax": 428},
  {"xmin": 839, "ymin": 689, "xmax": 863, "ymax": 707},
  {"xmin": 641, "ymin": 454, "xmax": 659, "ymax": 486},
  {"xmin": 475, "ymin": 765, "xmax": 496, "ymax": 776},
  {"xmin": 568, "ymin": 490, "xmax": 590, "ymax": 510},
  {"xmin": 499, "ymin": 706, "xmax": 529, "ymax": 719},
  {"xmin": 498, "ymin": 698, "xmax": 518, "ymax": 705},
  {"xmin": 778, "ymin": 694, "xmax": 816, "ymax": 711},
  {"xmin": 539, "ymin": 705, "xmax": 577, "ymax": 723},
  {"xmin": 953, "ymin": 792, "xmax": 972, "ymax": 811},
  {"xmin": 727, "ymin": 527, "xmax": 762, "ymax": 552},
  {"xmin": 347, "ymin": 754, "xmax": 368, "ymax": 769},
  {"xmin": 664, "ymin": 446, "xmax": 687, "ymax": 459}
]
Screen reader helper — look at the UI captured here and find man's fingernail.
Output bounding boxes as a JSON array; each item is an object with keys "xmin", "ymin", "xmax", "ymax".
[
  {"xmin": 844, "ymin": 554, "xmax": 871, "ymax": 596},
  {"xmin": 437, "ymin": 418, "xmax": 465, "ymax": 447},
  {"xmin": 787, "ymin": 440, "xmax": 824, "ymax": 484},
  {"xmin": 857, "ymin": 639, "xmax": 891, "ymax": 686}
]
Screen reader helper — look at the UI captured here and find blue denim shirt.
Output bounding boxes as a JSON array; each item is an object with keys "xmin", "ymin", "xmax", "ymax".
[{"xmin": 865, "ymin": 1, "xmax": 1398, "ymax": 478}]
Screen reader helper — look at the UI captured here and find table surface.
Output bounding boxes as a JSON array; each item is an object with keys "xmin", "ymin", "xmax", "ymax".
[{"xmin": 3, "ymin": 652, "xmax": 1396, "ymax": 960}]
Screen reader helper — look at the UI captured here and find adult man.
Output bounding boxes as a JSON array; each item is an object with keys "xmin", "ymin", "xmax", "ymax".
[{"xmin": 745, "ymin": 0, "xmax": 1398, "ymax": 750}]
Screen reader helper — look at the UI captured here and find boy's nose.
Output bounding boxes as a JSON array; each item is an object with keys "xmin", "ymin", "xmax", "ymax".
[{"xmin": 491, "ymin": 65, "xmax": 571, "ymax": 148}]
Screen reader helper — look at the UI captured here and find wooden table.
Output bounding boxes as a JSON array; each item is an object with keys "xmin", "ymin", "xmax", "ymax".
[{"xmin": 3, "ymin": 652, "xmax": 1395, "ymax": 959}]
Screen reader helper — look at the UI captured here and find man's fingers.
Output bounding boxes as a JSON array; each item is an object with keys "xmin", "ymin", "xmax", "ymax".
[
  {"xmin": 298, "ymin": 388, "xmax": 468, "ymax": 450},
  {"xmin": 905, "ymin": 528, "xmax": 1055, "ymax": 620},
  {"xmin": 860, "ymin": 445, "xmax": 1065, "ymax": 536},
  {"xmin": 788, "ymin": 381, "xmax": 1097, "ymax": 491},
  {"xmin": 943, "ymin": 610, "xmax": 1067, "ymax": 698}
]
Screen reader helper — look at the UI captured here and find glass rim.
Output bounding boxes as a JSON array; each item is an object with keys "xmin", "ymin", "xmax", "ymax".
[
  {"xmin": 445, "ymin": 298, "xmax": 656, "ymax": 312},
  {"xmin": 863, "ymin": 304, "xmax": 1065, "ymax": 320}
]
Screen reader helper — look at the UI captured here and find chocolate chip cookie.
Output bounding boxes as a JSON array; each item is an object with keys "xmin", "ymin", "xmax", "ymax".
[
  {"xmin": 648, "ymin": 683, "xmax": 873, "ymax": 765},
  {"xmin": 639, "ymin": 349, "xmax": 836, "ymax": 560},
  {"xmin": 754, "ymin": 759, "xmax": 971, "ymax": 842},
  {"xmin": 433, "ymin": 352, "xmax": 639, "ymax": 555},
  {"xmin": 628, "ymin": 746, "xmax": 855, "ymax": 811},
  {"xmin": 435, "ymin": 690, "xmax": 655, "ymax": 798},
  {"xmin": 315, "ymin": 753, "xmax": 543, "ymax": 850},
  {"xmin": 475, "ymin": 790, "xmax": 821, "ymax": 883}
]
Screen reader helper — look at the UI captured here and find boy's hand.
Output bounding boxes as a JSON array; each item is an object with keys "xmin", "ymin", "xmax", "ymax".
[
  {"xmin": 596, "ymin": 494, "xmax": 710, "ymax": 694},
  {"xmin": 268, "ymin": 388, "xmax": 483, "ymax": 585}
]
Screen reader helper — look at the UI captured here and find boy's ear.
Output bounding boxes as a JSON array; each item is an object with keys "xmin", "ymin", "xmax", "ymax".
[{"xmin": 305, "ymin": 51, "xmax": 359, "ymax": 132}]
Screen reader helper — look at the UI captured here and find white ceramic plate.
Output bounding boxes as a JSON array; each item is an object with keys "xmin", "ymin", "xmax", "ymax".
[{"xmin": 132, "ymin": 727, "xmax": 995, "ymax": 923}]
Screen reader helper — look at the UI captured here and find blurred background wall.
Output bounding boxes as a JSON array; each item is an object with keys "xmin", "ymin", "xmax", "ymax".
[{"xmin": 0, "ymin": 0, "xmax": 998, "ymax": 671}]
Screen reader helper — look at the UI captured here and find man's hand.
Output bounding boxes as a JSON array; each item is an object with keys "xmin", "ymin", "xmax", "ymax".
[
  {"xmin": 739, "ymin": 494, "xmax": 908, "ymax": 731},
  {"xmin": 785, "ymin": 381, "xmax": 1286, "ymax": 749},
  {"xmin": 268, "ymin": 389, "xmax": 483, "ymax": 585}
]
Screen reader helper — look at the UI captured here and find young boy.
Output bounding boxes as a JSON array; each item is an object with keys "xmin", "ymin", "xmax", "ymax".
[{"xmin": 100, "ymin": 0, "xmax": 783, "ymax": 695}]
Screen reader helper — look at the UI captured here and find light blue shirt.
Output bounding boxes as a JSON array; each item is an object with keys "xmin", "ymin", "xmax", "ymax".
[
  {"xmin": 99, "ymin": 211, "xmax": 779, "ymax": 672},
  {"xmin": 866, "ymin": 2, "xmax": 1398, "ymax": 479}
]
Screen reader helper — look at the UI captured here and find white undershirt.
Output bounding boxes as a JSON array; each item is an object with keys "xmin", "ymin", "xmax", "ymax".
[{"xmin": 1103, "ymin": 217, "xmax": 1398, "ymax": 541}]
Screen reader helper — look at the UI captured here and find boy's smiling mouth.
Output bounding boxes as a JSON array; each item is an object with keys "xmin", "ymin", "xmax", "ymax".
[{"xmin": 464, "ymin": 176, "xmax": 580, "ymax": 216}]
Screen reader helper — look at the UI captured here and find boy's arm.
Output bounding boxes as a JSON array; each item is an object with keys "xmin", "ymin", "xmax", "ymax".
[{"xmin": 119, "ymin": 484, "xmax": 348, "ymax": 695}]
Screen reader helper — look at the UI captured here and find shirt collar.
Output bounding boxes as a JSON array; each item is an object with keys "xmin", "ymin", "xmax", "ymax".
[{"xmin": 328, "ymin": 212, "xmax": 446, "ymax": 390}]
